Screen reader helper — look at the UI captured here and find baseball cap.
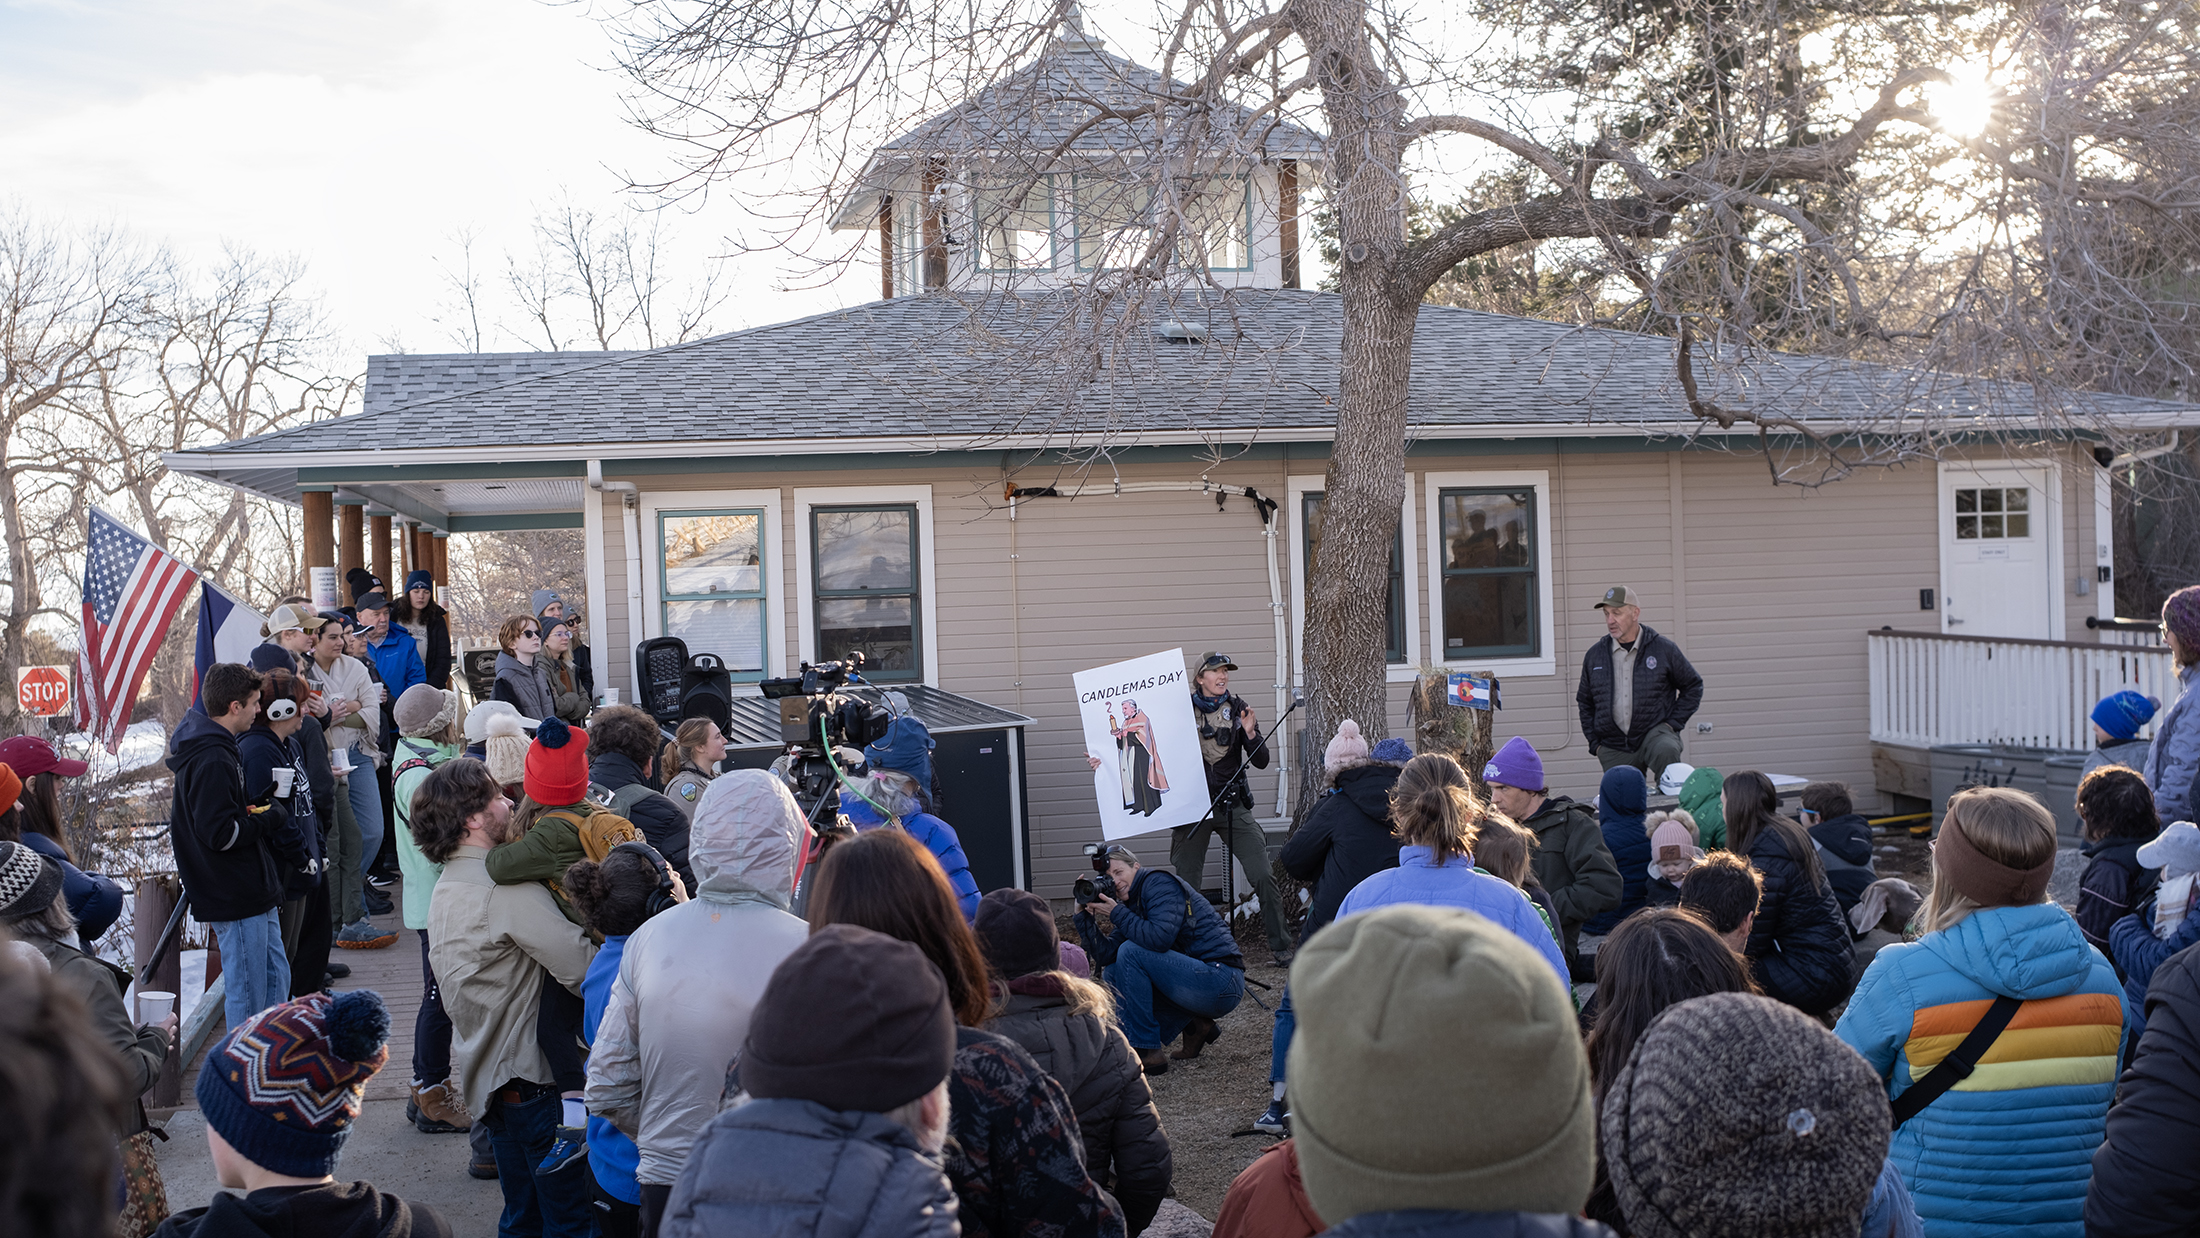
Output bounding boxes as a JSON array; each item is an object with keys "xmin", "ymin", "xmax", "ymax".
[
  {"xmin": 0, "ymin": 735, "xmax": 88, "ymax": 779},
  {"xmin": 266, "ymin": 602, "xmax": 329, "ymax": 634},
  {"xmin": 354, "ymin": 590, "xmax": 391, "ymax": 612},
  {"xmin": 1198, "ymin": 652, "xmax": 1238, "ymax": 673},
  {"xmin": 1594, "ymin": 586, "xmax": 1641, "ymax": 610}
]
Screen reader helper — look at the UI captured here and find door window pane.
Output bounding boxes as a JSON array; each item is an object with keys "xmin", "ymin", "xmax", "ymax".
[
  {"xmin": 1303, "ymin": 492, "xmax": 1405, "ymax": 663},
  {"xmin": 660, "ymin": 510, "xmax": 768, "ymax": 679},
  {"xmin": 813, "ymin": 505, "xmax": 921, "ymax": 680},
  {"xmin": 1953, "ymin": 488, "xmax": 2030, "ymax": 540},
  {"xmin": 1439, "ymin": 488, "xmax": 1538, "ymax": 658}
]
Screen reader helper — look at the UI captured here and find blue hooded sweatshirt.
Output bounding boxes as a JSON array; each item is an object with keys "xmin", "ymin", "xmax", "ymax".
[
  {"xmin": 1581, "ymin": 766, "xmax": 1650, "ymax": 936},
  {"xmin": 839, "ymin": 788, "xmax": 980, "ymax": 921},
  {"xmin": 1834, "ymin": 903, "xmax": 2130, "ymax": 1238}
]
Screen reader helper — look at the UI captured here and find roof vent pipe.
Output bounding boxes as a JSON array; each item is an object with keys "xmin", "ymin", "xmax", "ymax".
[{"xmin": 1154, "ymin": 321, "xmax": 1209, "ymax": 345}]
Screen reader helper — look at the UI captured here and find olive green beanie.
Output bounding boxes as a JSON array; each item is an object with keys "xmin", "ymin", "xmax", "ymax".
[{"xmin": 1286, "ymin": 903, "xmax": 1595, "ymax": 1226}]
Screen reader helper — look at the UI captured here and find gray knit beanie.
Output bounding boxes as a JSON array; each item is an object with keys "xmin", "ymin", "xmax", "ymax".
[
  {"xmin": 1288, "ymin": 903, "xmax": 1594, "ymax": 1226},
  {"xmin": 1600, "ymin": 992, "xmax": 1891, "ymax": 1238}
]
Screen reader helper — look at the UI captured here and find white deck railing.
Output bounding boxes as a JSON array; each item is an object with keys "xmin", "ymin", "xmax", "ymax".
[{"xmin": 1868, "ymin": 628, "xmax": 2181, "ymax": 749}]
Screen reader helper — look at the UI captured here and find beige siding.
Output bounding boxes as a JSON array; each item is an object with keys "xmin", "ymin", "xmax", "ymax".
[
  {"xmin": 598, "ymin": 488, "xmax": 633, "ymax": 694},
  {"xmin": 593, "ymin": 441, "xmax": 2100, "ymax": 897}
]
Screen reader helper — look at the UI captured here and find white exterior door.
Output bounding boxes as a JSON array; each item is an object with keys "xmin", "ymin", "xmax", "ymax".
[{"xmin": 1940, "ymin": 463, "xmax": 2057, "ymax": 639}]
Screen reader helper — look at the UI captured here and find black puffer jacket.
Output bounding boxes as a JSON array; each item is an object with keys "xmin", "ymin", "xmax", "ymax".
[
  {"xmin": 2086, "ymin": 941, "xmax": 2200, "ymax": 1237},
  {"xmin": 590, "ymin": 750, "xmax": 695, "ymax": 890},
  {"xmin": 1741, "ymin": 824, "xmax": 1854, "ymax": 1017},
  {"xmin": 1574, "ymin": 624, "xmax": 1704, "ymax": 754},
  {"xmin": 984, "ymin": 984, "xmax": 1171, "ymax": 1235},
  {"xmin": 1280, "ymin": 764, "xmax": 1403, "ymax": 945}
]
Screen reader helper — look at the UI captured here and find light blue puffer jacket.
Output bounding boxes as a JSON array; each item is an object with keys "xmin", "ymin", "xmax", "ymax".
[
  {"xmin": 1834, "ymin": 904, "xmax": 2131, "ymax": 1238},
  {"xmin": 2142, "ymin": 663, "xmax": 2199, "ymax": 825}
]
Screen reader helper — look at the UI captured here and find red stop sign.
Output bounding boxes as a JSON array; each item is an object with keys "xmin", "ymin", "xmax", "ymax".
[{"xmin": 17, "ymin": 666, "xmax": 70, "ymax": 717}]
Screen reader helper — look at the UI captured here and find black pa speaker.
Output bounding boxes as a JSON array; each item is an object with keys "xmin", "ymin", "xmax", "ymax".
[
  {"xmin": 634, "ymin": 636, "xmax": 689, "ymax": 727},
  {"xmin": 680, "ymin": 653, "xmax": 733, "ymax": 738}
]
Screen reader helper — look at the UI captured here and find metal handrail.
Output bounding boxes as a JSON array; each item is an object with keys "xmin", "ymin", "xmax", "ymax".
[
  {"xmin": 138, "ymin": 896, "xmax": 190, "ymax": 985},
  {"xmin": 2087, "ymin": 616, "xmax": 2161, "ymax": 632}
]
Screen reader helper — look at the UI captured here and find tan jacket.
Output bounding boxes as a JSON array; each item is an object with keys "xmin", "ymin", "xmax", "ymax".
[{"xmin": 428, "ymin": 845, "xmax": 596, "ymax": 1115}]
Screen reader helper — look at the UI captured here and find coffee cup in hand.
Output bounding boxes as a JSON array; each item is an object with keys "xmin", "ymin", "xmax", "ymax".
[
  {"xmin": 137, "ymin": 990, "xmax": 176, "ymax": 1024},
  {"xmin": 272, "ymin": 767, "xmax": 296, "ymax": 798}
]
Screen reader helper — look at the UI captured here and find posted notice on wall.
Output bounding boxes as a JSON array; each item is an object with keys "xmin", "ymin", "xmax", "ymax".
[{"xmin": 1073, "ymin": 648, "xmax": 1209, "ymax": 840}]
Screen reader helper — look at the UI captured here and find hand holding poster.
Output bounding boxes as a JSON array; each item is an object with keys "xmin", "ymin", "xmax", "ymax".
[{"xmin": 1073, "ymin": 648, "xmax": 1210, "ymax": 840}]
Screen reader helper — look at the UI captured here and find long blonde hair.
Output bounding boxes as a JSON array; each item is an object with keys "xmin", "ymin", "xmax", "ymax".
[
  {"xmin": 1388, "ymin": 753, "xmax": 1486, "ymax": 866},
  {"xmin": 661, "ymin": 717, "xmax": 719, "ymax": 779},
  {"xmin": 1922, "ymin": 786, "xmax": 2058, "ymax": 934}
]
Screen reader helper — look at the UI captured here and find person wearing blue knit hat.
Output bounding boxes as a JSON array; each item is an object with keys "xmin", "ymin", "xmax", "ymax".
[
  {"xmin": 845, "ymin": 716, "xmax": 979, "ymax": 919},
  {"xmin": 2083, "ymin": 689, "xmax": 2160, "ymax": 783}
]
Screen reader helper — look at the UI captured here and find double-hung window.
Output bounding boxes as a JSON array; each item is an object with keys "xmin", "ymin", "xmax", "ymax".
[
  {"xmin": 658, "ymin": 510, "xmax": 768, "ymax": 677},
  {"xmin": 1436, "ymin": 487, "xmax": 1541, "ymax": 659},
  {"xmin": 811, "ymin": 505, "xmax": 923, "ymax": 680},
  {"xmin": 1302, "ymin": 492, "xmax": 1406, "ymax": 663}
]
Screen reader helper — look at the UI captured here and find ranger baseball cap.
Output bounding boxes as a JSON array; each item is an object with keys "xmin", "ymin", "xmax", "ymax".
[
  {"xmin": 1198, "ymin": 652, "xmax": 1239, "ymax": 673},
  {"xmin": 1594, "ymin": 586, "xmax": 1641, "ymax": 610}
]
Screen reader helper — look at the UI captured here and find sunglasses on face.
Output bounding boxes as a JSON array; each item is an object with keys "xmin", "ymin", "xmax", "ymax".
[
  {"xmin": 520, "ymin": 629, "xmax": 541, "ymax": 639},
  {"xmin": 265, "ymin": 698, "xmax": 299, "ymax": 722}
]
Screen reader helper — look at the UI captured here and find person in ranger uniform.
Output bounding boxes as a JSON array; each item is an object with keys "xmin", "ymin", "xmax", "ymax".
[{"xmin": 1173, "ymin": 653, "xmax": 1294, "ymax": 964}]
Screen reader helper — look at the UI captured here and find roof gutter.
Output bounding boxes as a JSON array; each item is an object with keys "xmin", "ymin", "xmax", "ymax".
[
  {"xmin": 589, "ymin": 460, "xmax": 645, "ymax": 680},
  {"xmin": 2111, "ymin": 430, "xmax": 2181, "ymax": 467}
]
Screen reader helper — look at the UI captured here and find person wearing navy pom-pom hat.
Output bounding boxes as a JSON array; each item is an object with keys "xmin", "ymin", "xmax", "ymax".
[{"xmin": 158, "ymin": 989, "xmax": 452, "ymax": 1236}]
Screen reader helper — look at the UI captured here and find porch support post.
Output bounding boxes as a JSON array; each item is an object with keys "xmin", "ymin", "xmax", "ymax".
[
  {"xmin": 337, "ymin": 499, "xmax": 365, "ymax": 585},
  {"xmin": 370, "ymin": 514, "xmax": 392, "ymax": 589},
  {"xmin": 301, "ymin": 490, "xmax": 334, "ymax": 592}
]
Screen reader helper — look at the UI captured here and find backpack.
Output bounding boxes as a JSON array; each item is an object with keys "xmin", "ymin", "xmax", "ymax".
[
  {"xmin": 534, "ymin": 802, "xmax": 642, "ymax": 863},
  {"xmin": 604, "ymin": 782, "xmax": 671, "ymax": 826}
]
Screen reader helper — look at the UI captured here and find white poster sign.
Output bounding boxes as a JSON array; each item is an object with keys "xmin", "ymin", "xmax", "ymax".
[
  {"xmin": 309, "ymin": 566, "xmax": 340, "ymax": 610},
  {"xmin": 1073, "ymin": 648, "xmax": 1208, "ymax": 840}
]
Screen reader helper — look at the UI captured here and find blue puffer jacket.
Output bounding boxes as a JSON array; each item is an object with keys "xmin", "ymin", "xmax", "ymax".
[
  {"xmin": 2110, "ymin": 895, "xmax": 2200, "ymax": 1031},
  {"xmin": 2142, "ymin": 663, "xmax": 2200, "ymax": 826},
  {"xmin": 840, "ymin": 790, "xmax": 979, "ymax": 921},
  {"xmin": 1076, "ymin": 868, "xmax": 1244, "ymax": 971},
  {"xmin": 1581, "ymin": 766, "xmax": 1649, "ymax": 936},
  {"xmin": 1834, "ymin": 903, "xmax": 2131, "ymax": 1238},
  {"xmin": 661, "ymin": 1097, "xmax": 959, "ymax": 1238}
]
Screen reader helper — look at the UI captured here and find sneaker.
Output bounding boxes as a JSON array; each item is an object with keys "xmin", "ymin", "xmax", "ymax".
[
  {"xmin": 408, "ymin": 1082, "xmax": 469, "ymax": 1133},
  {"xmin": 324, "ymin": 961, "xmax": 352, "ymax": 979},
  {"xmin": 336, "ymin": 919, "xmax": 398, "ymax": 950},
  {"xmin": 1254, "ymin": 1099, "xmax": 1290, "ymax": 1135},
  {"xmin": 537, "ymin": 1126, "xmax": 589, "ymax": 1175},
  {"xmin": 362, "ymin": 887, "xmax": 395, "ymax": 916},
  {"xmin": 366, "ymin": 871, "xmax": 396, "ymax": 889}
]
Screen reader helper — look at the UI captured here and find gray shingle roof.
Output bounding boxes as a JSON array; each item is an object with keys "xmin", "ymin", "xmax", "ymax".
[
  {"xmin": 191, "ymin": 290, "xmax": 2197, "ymax": 459},
  {"xmin": 365, "ymin": 351, "xmax": 639, "ymax": 415}
]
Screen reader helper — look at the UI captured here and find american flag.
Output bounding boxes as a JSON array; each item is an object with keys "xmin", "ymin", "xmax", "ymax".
[{"xmin": 75, "ymin": 509, "xmax": 199, "ymax": 753}]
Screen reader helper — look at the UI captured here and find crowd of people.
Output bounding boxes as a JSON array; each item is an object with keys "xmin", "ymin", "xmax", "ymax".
[{"xmin": 3, "ymin": 581, "xmax": 2200, "ymax": 1238}]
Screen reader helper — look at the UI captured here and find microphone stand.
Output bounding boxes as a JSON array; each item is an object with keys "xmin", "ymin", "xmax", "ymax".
[{"xmin": 1197, "ymin": 694, "xmax": 1305, "ymax": 1000}]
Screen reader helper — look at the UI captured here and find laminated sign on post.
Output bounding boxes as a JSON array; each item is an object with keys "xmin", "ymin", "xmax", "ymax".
[
  {"xmin": 1073, "ymin": 648, "xmax": 1209, "ymax": 840},
  {"xmin": 1448, "ymin": 673, "xmax": 1499, "ymax": 711}
]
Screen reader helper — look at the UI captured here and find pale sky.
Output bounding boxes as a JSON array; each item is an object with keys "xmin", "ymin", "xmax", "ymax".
[{"xmin": 1, "ymin": 0, "xmax": 875, "ymax": 356}]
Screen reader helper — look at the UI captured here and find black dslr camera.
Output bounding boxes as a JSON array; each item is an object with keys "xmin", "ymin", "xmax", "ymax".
[{"xmin": 1073, "ymin": 842, "xmax": 1128, "ymax": 906}]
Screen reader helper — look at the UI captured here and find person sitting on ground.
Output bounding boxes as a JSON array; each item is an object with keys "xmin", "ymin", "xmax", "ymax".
[
  {"xmin": 976, "ymin": 888, "xmax": 1172, "ymax": 1236},
  {"xmin": 2085, "ymin": 938, "xmax": 2200, "ymax": 1237},
  {"xmin": 1670, "ymin": 764, "xmax": 1726, "ymax": 850},
  {"xmin": 1481, "ymin": 736, "xmax": 1622, "ymax": 968},
  {"xmin": 1602, "ymin": 993, "xmax": 1897, "ymax": 1238},
  {"xmin": 1641, "ymin": 810, "xmax": 1703, "ymax": 909},
  {"xmin": 1679, "ymin": 851, "xmax": 1763, "ymax": 954},
  {"xmin": 2083, "ymin": 689, "xmax": 2160, "ymax": 783},
  {"xmin": 419, "ymin": 757, "xmax": 597, "ymax": 1238},
  {"xmin": 566, "ymin": 843, "xmax": 688, "ymax": 1238},
  {"xmin": 659, "ymin": 925, "xmax": 960, "ymax": 1238},
  {"xmin": 1073, "ymin": 840, "xmax": 1245, "ymax": 1076},
  {"xmin": 2114, "ymin": 822, "xmax": 2200, "ymax": 1030},
  {"xmin": 658, "ymin": 718, "xmax": 725, "ymax": 823},
  {"xmin": 1724, "ymin": 771, "xmax": 1854, "ymax": 1017},
  {"xmin": 1581, "ymin": 765, "xmax": 1652, "ymax": 938},
  {"xmin": 389, "ymin": 684, "xmax": 470, "ymax": 1135},
  {"xmin": 1288, "ymin": 903, "xmax": 1610, "ymax": 1236},
  {"xmin": 2074, "ymin": 765, "xmax": 2162, "ymax": 966},
  {"xmin": 1800, "ymin": 780, "xmax": 1878, "ymax": 923},
  {"xmin": 0, "ymin": 933, "xmax": 135, "ymax": 1238},
  {"xmin": 1261, "ymin": 725, "xmax": 1411, "ymax": 1136},
  {"xmin": 1848, "ymin": 877, "xmax": 1923, "ymax": 983},
  {"xmin": 584, "ymin": 770, "xmax": 809, "ymax": 1236},
  {"xmin": 491, "ymin": 614, "xmax": 557, "ymax": 725},
  {"xmin": 390, "ymin": 569, "xmax": 454, "ymax": 691},
  {"xmin": 539, "ymin": 614, "xmax": 591, "ymax": 726},
  {"xmin": 814, "ymin": 829, "xmax": 1126, "ymax": 1238},
  {"xmin": 1838, "ymin": 785, "xmax": 2127, "ymax": 1237},
  {"xmin": 157, "ymin": 989, "xmax": 450, "ymax": 1238},
  {"xmin": 843, "ymin": 716, "xmax": 979, "ymax": 920},
  {"xmin": 1471, "ymin": 815, "xmax": 1565, "ymax": 950},
  {"xmin": 587, "ymin": 705, "xmax": 696, "ymax": 892},
  {"xmin": 0, "ymin": 742, "xmax": 123, "ymax": 950}
]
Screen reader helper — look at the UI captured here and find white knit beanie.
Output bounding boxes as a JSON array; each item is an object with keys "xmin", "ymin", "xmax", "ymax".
[
  {"xmin": 483, "ymin": 711, "xmax": 530, "ymax": 789},
  {"xmin": 1324, "ymin": 719, "xmax": 1370, "ymax": 776}
]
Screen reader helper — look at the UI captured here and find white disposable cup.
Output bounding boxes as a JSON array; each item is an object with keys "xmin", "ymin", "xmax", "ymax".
[
  {"xmin": 272, "ymin": 767, "xmax": 295, "ymax": 797},
  {"xmin": 603, "ymin": 687, "xmax": 620, "ymax": 706},
  {"xmin": 377, "ymin": 684, "xmax": 389, "ymax": 703},
  {"xmin": 331, "ymin": 749, "xmax": 353, "ymax": 775},
  {"xmin": 137, "ymin": 991, "xmax": 175, "ymax": 1024}
]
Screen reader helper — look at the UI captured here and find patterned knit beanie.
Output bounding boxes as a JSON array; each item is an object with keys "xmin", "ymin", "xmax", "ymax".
[
  {"xmin": 196, "ymin": 990, "xmax": 391, "ymax": 1177},
  {"xmin": 1323, "ymin": 720, "xmax": 1370, "ymax": 775},
  {"xmin": 526, "ymin": 715, "xmax": 590, "ymax": 806},
  {"xmin": 2167, "ymin": 585, "xmax": 2200, "ymax": 656},
  {"xmin": 1370, "ymin": 737, "xmax": 1415, "ymax": 766},
  {"xmin": 0, "ymin": 839, "xmax": 63, "ymax": 922}
]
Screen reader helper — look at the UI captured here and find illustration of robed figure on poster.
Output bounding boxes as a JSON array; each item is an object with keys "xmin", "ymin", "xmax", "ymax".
[
  {"xmin": 1109, "ymin": 701, "xmax": 1167, "ymax": 816},
  {"xmin": 1074, "ymin": 648, "xmax": 1212, "ymax": 840}
]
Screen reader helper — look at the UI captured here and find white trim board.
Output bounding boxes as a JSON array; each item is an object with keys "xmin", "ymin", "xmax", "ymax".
[
  {"xmin": 1422, "ymin": 469, "xmax": 1559, "ymax": 677},
  {"xmin": 1285, "ymin": 474, "xmax": 1423, "ymax": 685},
  {"xmin": 637, "ymin": 488, "xmax": 789, "ymax": 680},
  {"xmin": 792, "ymin": 485, "xmax": 942, "ymax": 687}
]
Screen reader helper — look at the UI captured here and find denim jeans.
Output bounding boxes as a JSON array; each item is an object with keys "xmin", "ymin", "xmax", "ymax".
[
  {"xmin": 1269, "ymin": 983, "xmax": 1295, "ymax": 1083},
  {"xmin": 1104, "ymin": 941, "xmax": 1245, "ymax": 1049},
  {"xmin": 209, "ymin": 909, "xmax": 290, "ymax": 1030},
  {"xmin": 342, "ymin": 749, "xmax": 384, "ymax": 895},
  {"xmin": 484, "ymin": 1084, "xmax": 596, "ymax": 1238}
]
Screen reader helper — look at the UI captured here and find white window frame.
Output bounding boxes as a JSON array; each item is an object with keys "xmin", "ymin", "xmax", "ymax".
[
  {"xmin": 793, "ymin": 485, "xmax": 941, "ymax": 687},
  {"xmin": 1287, "ymin": 474, "xmax": 1422, "ymax": 684},
  {"xmin": 638, "ymin": 488, "xmax": 787, "ymax": 683},
  {"xmin": 1424, "ymin": 469, "xmax": 1558, "ymax": 677}
]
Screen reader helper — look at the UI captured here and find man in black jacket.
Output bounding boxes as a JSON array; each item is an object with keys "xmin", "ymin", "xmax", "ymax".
[
  {"xmin": 1799, "ymin": 781, "xmax": 1876, "ymax": 922},
  {"xmin": 1575, "ymin": 586, "xmax": 1704, "ymax": 784},
  {"xmin": 1170, "ymin": 653, "xmax": 1292, "ymax": 964},
  {"xmin": 2087, "ymin": 939, "xmax": 2200, "ymax": 1237},
  {"xmin": 170, "ymin": 663, "xmax": 291, "ymax": 1030},
  {"xmin": 586, "ymin": 705, "xmax": 696, "ymax": 890}
]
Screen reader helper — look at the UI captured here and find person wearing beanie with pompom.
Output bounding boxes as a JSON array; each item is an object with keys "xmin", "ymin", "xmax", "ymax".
[
  {"xmin": 1257, "ymin": 722, "xmax": 1410, "ymax": 1134},
  {"xmin": 484, "ymin": 716, "xmax": 641, "ymax": 924},
  {"xmin": 390, "ymin": 685, "xmax": 472, "ymax": 1134},
  {"xmin": 2145, "ymin": 584, "xmax": 2200, "ymax": 827},
  {"xmin": 156, "ymin": 990, "xmax": 451, "ymax": 1237}
]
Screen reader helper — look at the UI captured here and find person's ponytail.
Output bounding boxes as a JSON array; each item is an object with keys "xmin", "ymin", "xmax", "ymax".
[{"xmin": 1389, "ymin": 753, "xmax": 1484, "ymax": 865}]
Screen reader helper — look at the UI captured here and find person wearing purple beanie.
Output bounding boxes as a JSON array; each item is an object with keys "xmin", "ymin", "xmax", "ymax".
[
  {"xmin": 1483, "ymin": 736, "xmax": 1621, "ymax": 968},
  {"xmin": 2145, "ymin": 585, "xmax": 2200, "ymax": 826}
]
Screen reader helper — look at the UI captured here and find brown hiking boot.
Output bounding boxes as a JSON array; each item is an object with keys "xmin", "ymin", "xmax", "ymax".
[
  {"xmin": 1136, "ymin": 1046, "xmax": 1170, "ymax": 1075},
  {"xmin": 1172, "ymin": 1016, "xmax": 1221, "ymax": 1060},
  {"xmin": 408, "ymin": 1082, "xmax": 469, "ymax": 1133}
]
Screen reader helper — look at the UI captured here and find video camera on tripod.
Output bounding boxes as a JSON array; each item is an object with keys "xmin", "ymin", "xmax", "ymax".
[{"xmin": 759, "ymin": 652, "xmax": 901, "ymax": 817}]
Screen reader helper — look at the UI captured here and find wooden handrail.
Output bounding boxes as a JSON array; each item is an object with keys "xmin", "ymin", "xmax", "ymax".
[{"xmin": 1867, "ymin": 627, "xmax": 2163, "ymax": 653}]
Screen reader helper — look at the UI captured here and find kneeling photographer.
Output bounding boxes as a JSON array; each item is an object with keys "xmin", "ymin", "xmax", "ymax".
[{"xmin": 1073, "ymin": 843, "xmax": 1245, "ymax": 1075}]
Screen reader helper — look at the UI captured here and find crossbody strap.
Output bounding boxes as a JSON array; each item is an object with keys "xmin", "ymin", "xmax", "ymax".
[{"xmin": 1890, "ymin": 994, "xmax": 2023, "ymax": 1128}]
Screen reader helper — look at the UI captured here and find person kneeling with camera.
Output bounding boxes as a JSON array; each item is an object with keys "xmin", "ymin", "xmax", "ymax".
[{"xmin": 1074, "ymin": 843, "xmax": 1246, "ymax": 1075}]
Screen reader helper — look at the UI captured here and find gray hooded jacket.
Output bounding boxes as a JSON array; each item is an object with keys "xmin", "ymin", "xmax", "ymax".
[
  {"xmin": 584, "ymin": 769, "xmax": 812, "ymax": 1185},
  {"xmin": 661, "ymin": 1098, "xmax": 958, "ymax": 1238}
]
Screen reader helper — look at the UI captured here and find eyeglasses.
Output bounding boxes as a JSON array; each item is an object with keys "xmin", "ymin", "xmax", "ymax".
[{"xmin": 520, "ymin": 629, "xmax": 540, "ymax": 639}]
